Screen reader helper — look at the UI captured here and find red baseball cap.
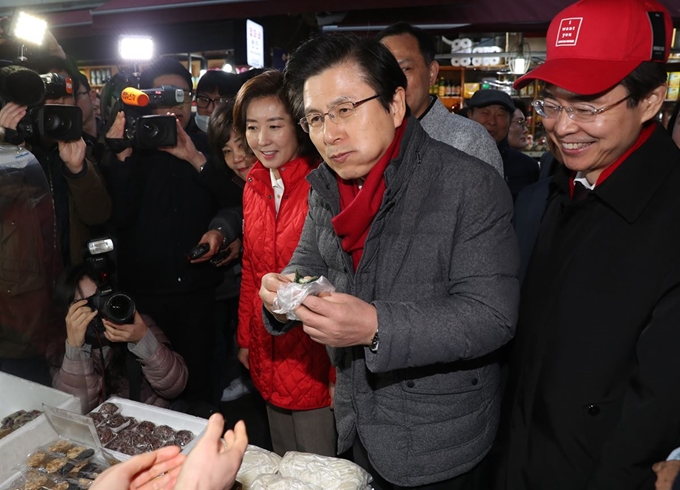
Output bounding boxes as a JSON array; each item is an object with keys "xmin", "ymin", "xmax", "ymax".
[{"xmin": 514, "ymin": 0, "xmax": 672, "ymax": 95}]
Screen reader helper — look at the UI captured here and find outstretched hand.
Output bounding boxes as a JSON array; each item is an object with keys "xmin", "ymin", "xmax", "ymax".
[
  {"xmin": 89, "ymin": 445, "xmax": 185, "ymax": 490},
  {"xmin": 174, "ymin": 413, "xmax": 248, "ymax": 490}
]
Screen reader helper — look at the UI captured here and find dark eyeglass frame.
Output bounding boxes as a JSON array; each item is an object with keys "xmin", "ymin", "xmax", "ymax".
[
  {"xmin": 195, "ymin": 94, "xmax": 229, "ymax": 109},
  {"xmin": 299, "ymin": 94, "xmax": 380, "ymax": 133}
]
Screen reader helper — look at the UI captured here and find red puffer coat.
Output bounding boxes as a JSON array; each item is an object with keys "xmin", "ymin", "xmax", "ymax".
[{"xmin": 238, "ymin": 156, "xmax": 333, "ymax": 410}]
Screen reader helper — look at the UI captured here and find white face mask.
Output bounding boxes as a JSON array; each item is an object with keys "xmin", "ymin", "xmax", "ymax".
[{"xmin": 195, "ymin": 114, "xmax": 210, "ymax": 133}]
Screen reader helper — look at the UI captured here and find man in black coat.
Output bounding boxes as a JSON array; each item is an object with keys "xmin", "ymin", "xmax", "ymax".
[
  {"xmin": 104, "ymin": 58, "xmax": 241, "ymax": 410},
  {"xmin": 496, "ymin": 1, "xmax": 680, "ymax": 489}
]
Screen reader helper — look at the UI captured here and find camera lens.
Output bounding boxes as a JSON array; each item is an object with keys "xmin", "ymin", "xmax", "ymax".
[
  {"xmin": 140, "ymin": 120, "xmax": 160, "ymax": 139},
  {"xmin": 103, "ymin": 292, "xmax": 135, "ymax": 324},
  {"xmin": 44, "ymin": 113, "xmax": 68, "ymax": 132}
]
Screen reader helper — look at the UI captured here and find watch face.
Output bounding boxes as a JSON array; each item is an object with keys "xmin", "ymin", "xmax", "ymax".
[{"xmin": 369, "ymin": 330, "xmax": 379, "ymax": 353}]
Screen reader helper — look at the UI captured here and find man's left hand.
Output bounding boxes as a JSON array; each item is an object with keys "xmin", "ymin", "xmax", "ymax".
[
  {"xmin": 190, "ymin": 230, "xmax": 223, "ymax": 263},
  {"xmin": 653, "ymin": 460, "xmax": 680, "ymax": 490},
  {"xmin": 102, "ymin": 310, "xmax": 149, "ymax": 344},
  {"xmin": 159, "ymin": 116, "xmax": 206, "ymax": 172},
  {"xmin": 296, "ymin": 292, "xmax": 377, "ymax": 348},
  {"xmin": 58, "ymin": 138, "xmax": 86, "ymax": 174}
]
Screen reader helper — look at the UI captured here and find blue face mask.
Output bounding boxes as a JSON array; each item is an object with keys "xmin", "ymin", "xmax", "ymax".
[{"xmin": 195, "ymin": 114, "xmax": 210, "ymax": 133}]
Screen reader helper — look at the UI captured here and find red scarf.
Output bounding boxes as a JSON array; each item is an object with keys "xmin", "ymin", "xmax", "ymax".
[
  {"xmin": 569, "ymin": 122, "xmax": 655, "ymax": 197},
  {"xmin": 331, "ymin": 120, "xmax": 407, "ymax": 270}
]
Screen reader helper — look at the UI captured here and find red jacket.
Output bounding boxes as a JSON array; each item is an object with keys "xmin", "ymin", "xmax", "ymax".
[{"xmin": 237, "ymin": 156, "xmax": 332, "ymax": 410}]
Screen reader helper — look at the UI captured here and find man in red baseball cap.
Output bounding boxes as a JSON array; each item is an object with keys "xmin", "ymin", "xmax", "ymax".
[{"xmin": 497, "ymin": 0, "xmax": 680, "ymax": 489}]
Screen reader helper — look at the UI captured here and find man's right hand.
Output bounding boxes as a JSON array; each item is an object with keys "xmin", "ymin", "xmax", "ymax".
[
  {"xmin": 0, "ymin": 102, "xmax": 26, "ymax": 131},
  {"xmin": 259, "ymin": 272, "xmax": 294, "ymax": 323},
  {"xmin": 106, "ymin": 111, "xmax": 132, "ymax": 161}
]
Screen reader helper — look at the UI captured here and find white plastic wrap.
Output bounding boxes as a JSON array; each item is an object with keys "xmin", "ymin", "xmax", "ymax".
[
  {"xmin": 250, "ymin": 473, "xmax": 322, "ymax": 490},
  {"xmin": 272, "ymin": 276, "xmax": 335, "ymax": 321},
  {"xmin": 236, "ymin": 445, "xmax": 282, "ymax": 489},
  {"xmin": 278, "ymin": 451, "xmax": 373, "ymax": 490}
]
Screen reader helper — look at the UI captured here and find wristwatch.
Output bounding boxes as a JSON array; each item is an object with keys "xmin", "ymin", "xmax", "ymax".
[{"xmin": 369, "ymin": 328, "xmax": 379, "ymax": 353}]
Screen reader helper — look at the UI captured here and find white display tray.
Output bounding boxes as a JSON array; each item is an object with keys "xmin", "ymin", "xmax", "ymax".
[
  {"xmin": 91, "ymin": 397, "xmax": 207, "ymax": 461},
  {"xmin": 0, "ymin": 372, "xmax": 80, "ymax": 482}
]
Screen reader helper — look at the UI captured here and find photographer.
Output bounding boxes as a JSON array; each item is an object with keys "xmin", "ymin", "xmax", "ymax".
[
  {"xmin": 103, "ymin": 58, "xmax": 242, "ymax": 411},
  {"xmin": 52, "ymin": 262, "xmax": 188, "ymax": 414},
  {"xmin": 0, "ymin": 64, "xmax": 111, "ymax": 267}
]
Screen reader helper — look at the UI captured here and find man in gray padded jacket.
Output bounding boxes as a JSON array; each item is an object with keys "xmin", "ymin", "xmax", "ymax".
[{"xmin": 260, "ymin": 34, "xmax": 519, "ymax": 490}]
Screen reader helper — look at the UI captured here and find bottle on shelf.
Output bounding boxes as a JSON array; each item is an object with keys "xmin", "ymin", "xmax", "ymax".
[
  {"xmin": 438, "ymin": 76, "xmax": 446, "ymax": 98},
  {"xmin": 429, "ymin": 80, "xmax": 436, "ymax": 96}
]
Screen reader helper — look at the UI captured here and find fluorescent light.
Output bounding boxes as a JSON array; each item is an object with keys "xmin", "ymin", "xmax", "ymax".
[
  {"xmin": 322, "ymin": 23, "xmax": 469, "ymax": 32},
  {"xmin": 12, "ymin": 11, "xmax": 47, "ymax": 46},
  {"xmin": 119, "ymin": 36, "xmax": 154, "ymax": 61}
]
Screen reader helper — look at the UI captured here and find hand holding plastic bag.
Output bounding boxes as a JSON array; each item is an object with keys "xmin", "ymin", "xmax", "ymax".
[{"xmin": 272, "ymin": 272, "xmax": 335, "ymax": 321}]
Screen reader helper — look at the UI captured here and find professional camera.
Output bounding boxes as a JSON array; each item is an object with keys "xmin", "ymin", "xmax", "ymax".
[
  {"xmin": 85, "ymin": 237, "xmax": 136, "ymax": 326},
  {"xmin": 103, "ymin": 73, "xmax": 178, "ymax": 151},
  {"xmin": 0, "ymin": 64, "xmax": 82, "ymax": 142}
]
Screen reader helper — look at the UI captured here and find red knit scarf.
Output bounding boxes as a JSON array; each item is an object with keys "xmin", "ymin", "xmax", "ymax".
[{"xmin": 331, "ymin": 120, "xmax": 407, "ymax": 270}]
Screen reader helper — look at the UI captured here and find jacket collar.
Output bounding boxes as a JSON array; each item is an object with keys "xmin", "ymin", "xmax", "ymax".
[
  {"xmin": 248, "ymin": 155, "xmax": 317, "ymax": 187},
  {"xmin": 553, "ymin": 123, "xmax": 680, "ymax": 223}
]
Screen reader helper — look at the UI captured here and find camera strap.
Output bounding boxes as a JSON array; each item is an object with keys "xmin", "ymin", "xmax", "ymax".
[
  {"xmin": 126, "ymin": 352, "xmax": 142, "ymax": 402},
  {"xmin": 105, "ymin": 137, "xmax": 132, "ymax": 155}
]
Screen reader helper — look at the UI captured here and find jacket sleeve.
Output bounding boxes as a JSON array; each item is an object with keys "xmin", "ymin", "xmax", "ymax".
[
  {"xmin": 365, "ymin": 168, "xmax": 520, "ymax": 373},
  {"xmin": 237, "ymin": 215, "xmax": 256, "ymax": 350},
  {"xmin": 209, "ymin": 206, "xmax": 243, "ymax": 244},
  {"xmin": 263, "ymin": 196, "xmax": 329, "ymax": 336},
  {"xmin": 52, "ymin": 342, "xmax": 103, "ymax": 414},
  {"xmin": 63, "ymin": 157, "xmax": 112, "ymax": 226},
  {"xmin": 129, "ymin": 315, "xmax": 188, "ymax": 400},
  {"xmin": 585, "ymin": 283, "xmax": 680, "ymax": 490}
]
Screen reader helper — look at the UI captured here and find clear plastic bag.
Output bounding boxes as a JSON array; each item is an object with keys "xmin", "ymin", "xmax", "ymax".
[{"xmin": 272, "ymin": 277, "xmax": 335, "ymax": 321}]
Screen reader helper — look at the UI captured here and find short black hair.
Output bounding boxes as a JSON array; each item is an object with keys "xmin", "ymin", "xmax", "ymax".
[
  {"xmin": 284, "ymin": 33, "xmax": 408, "ymax": 124},
  {"xmin": 139, "ymin": 57, "xmax": 192, "ymax": 90},
  {"xmin": 233, "ymin": 69, "xmax": 316, "ymax": 158},
  {"xmin": 621, "ymin": 61, "xmax": 668, "ymax": 107},
  {"xmin": 75, "ymin": 73, "xmax": 90, "ymax": 94},
  {"xmin": 208, "ymin": 99, "xmax": 236, "ymax": 163},
  {"xmin": 512, "ymin": 99, "xmax": 528, "ymax": 117},
  {"xmin": 196, "ymin": 70, "xmax": 242, "ymax": 97},
  {"xmin": 375, "ymin": 22, "xmax": 436, "ymax": 65}
]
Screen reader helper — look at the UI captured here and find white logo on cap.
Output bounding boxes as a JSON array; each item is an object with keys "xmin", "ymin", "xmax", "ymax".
[{"xmin": 556, "ymin": 17, "xmax": 583, "ymax": 47}]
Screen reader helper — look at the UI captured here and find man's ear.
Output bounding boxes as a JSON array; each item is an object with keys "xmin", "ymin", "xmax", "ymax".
[
  {"xmin": 640, "ymin": 84, "xmax": 666, "ymax": 124},
  {"xmin": 390, "ymin": 86, "xmax": 407, "ymax": 127},
  {"xmin": 428, "ymin": 60, "xmax": 439, "ymax": 87}
]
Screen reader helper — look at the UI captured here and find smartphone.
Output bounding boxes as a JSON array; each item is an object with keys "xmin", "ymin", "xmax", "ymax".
[{"xmin": 186, "ymin": 243, "xmax": 210, "ymax": 261}]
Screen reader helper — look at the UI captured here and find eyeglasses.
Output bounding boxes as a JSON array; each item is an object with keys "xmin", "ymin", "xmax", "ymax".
[
  {"xmin": 532, "ymin": 95, "xmax": 631, "ymax": 123},
  {"xmin": 195, "ymin": 95, "xmax": 229, "ymax": 109},
  {"xmin": 511, "ymin": 117, "xmax": 527, "ymax": 127},
  {"xmin": 299, "ymin": 94, "xmax": 380, "ymax": 133}
]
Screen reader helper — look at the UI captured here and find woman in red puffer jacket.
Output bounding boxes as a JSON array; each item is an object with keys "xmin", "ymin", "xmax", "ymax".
[{"xmin": 233, "ymin": 70, "xmax": 336, "ymax": 457}]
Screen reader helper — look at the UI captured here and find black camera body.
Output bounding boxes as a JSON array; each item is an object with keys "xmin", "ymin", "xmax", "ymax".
[
  {"xmin": 86, "ymin": 285, "xmax": 135, "ymax": 325},
  {"xmin": 0, "ymin": 66, "xmax": 83, "ymax": 142},
  {"xmin": 103, "ymin": 73, "xmax": 179, "ymax": 151},
  {"xmin": 85, "ymin": 238, "xmax": 136, "ymax": 330},
  {"xmin": 17, "ymin": 103, "xmax": 82, "ymax": 142},
  {"xmin": 125, "ymin": 111, "xmax": 177, "ymax": 150}
]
